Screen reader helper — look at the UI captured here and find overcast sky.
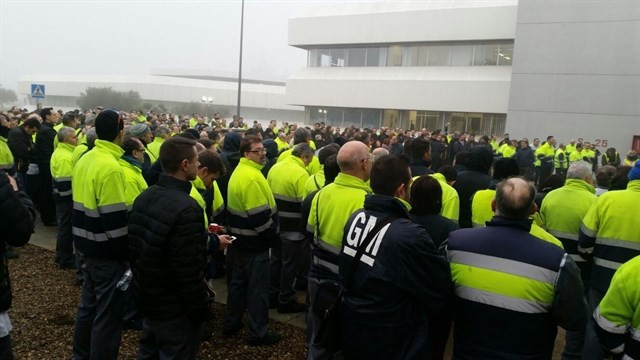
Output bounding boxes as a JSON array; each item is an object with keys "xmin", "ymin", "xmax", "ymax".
[{"xmin": 0, "ymin": 0, "xmax": 346, "ymax": 91}]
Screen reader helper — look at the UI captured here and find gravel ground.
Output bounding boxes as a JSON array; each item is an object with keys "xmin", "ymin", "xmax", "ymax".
[{"xmin": 8, "ymin": 244, "xmax": 307, "ymax": 359}]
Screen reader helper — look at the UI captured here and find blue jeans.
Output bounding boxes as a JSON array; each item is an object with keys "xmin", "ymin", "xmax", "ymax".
[
  {"xmin": 72, "ymin": 256, "xmax": 126, "ymax": 360},
  {"xmin": 224, "ymin": 247, "xmax": 269, "ymax": 340}
]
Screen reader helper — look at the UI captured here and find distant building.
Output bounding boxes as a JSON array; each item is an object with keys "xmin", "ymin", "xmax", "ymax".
[
  {"xmin": 17, "ymin": 71, "xmax": 304, "ymax": 123},
  {"xmin": 285, "ymin": 0, "xmax": 640, "ymax": 153}
]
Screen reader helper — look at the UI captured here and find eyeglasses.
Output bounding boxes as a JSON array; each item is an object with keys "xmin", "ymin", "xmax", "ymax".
[{"xmin": 249, "ymin": 148, "xmax": 266, "ymax": 154}]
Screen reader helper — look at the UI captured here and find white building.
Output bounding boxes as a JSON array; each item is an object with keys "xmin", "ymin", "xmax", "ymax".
[
  {"xmin": 17, "ymin": 71, "xmax": 304, "ymax": 123},
  {"xmin": 286, "ymin": 0, "xmax": 640, "ymax": 153}
]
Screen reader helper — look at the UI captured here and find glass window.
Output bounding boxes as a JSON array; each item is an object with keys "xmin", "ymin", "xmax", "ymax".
[
  {"xmin": 326, "ymin": 108, "xmax": 344, "ymax": 125},
  {"xmin": 403, "ymin": 47, "xmax": 419, "ymax": 66},
  {"xmin": 473, "ymin": 44, "xmax": 499, "ymax": 66},
  {"xmin": 347, "ymin": 48, "xmax": 366, "ymax": 67},
  {"xmin": 343, "ymin": 108, "xmax": 362, "ymax": 127},
  {"xmin": 498, "ymin": 43, "xmax": 513, "ymax": 66},
  {"xmin": 386, "ymin": 45, "xmax": 403, "ymax": 66},
  {"xmin": 362, "ymin": 109, "xmax": 382, "ymax": 128},
  {"xmin": 309, "ymin": 49, "xmax": 331, "ymax": 67},
  {"xmin": 330, "ymin": 49, "xmax": 346, "ymax": 67},
  {"xmin": 366, "ymin": 47, "xmax": 385, "ymax": 67},
  {"xmin": 450, "ymin": 45, "xmax": 474, "ymax": 66},
  {"xmin": 427, "ymin": 46, "xmax": 450, "ymax": 66}
]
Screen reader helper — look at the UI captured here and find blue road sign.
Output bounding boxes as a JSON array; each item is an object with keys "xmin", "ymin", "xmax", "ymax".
[{"xmin": 31, "ymin": 84, "xmax": 45, "ymax": 99}]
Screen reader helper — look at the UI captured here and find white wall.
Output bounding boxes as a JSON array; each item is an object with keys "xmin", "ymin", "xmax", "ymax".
[
  {"xmin": 286, "ymin": 66, "xmax": 512, "ymax": 113},
  {"xmin": 506, "ymin": 0, "xmax": 640, "ymax": 152},
  {"xmin": 289, "ymin": 5, "xmax": 517, "ymax": 47}
]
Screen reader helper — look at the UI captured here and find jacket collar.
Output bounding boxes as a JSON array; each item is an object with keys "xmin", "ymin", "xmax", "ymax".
[
  {"xmin": 628, "ymin": 180, "xmax": 640, "ymax": 192},
  {"xmin": 564, "ymin": 178, "xmax": 596, "ymax": 194},
  {"xmin": 431, "ymin": 173, "xmax": 446, "ymax": 183},
  {"xmin": 333, "ymin": 173, "xmax": 372, "ymax": 193},
  {"xmin": 364, "ymin": 194, "xmax": 412, "ymax": 219},
  {"xmin": 57, "ymin": 142, "xmax": 76, "ymax": 153},
  {"xmin": 284, "ymin": 155, "xmax": 305, "ymax": 169},
  {"xmin": 192, "ymin": 175, "xmax": 206, "ymax": 191},
  {"xmin": 41, "ymin": 121, "xmax": 54, "ymax": 129},
  {"xmin": 157, "ymin": 173, "xmax": 192, "ymax": 194},
  {"xmin": 94, "ymin": 139, "xmax": 124, "ymax": 160},
  {"xmin": 239, "ymin": 156, "xmax": 264, "ymax": 170},
  {"xmin": 486, "ymin": 216, "xmax": 533, "ymax": 232},
  {"xmin": 121, "ymin": 155, "xmax": 142, "ymax": 170},
  {"xmin": 153, "ymin": 137, "xmax": 165, "ymax": 144},
  {"xmin": 0, "ymin": 126, "xmax": 9, "ymax": 139}
]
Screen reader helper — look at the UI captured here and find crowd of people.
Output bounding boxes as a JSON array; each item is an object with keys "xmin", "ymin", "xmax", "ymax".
[{"xmin": 0, "ymin": 104, "xmax": 638, "ymax": 360}]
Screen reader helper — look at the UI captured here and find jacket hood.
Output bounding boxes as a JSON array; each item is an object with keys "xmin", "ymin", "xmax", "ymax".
[
  {"xmin": 467, "ymin": 145, "xmax": 494, "ymax": 173},
  {"xmin": 222, "ymin": 131, "xmax": 242, "ymax": 152},
  {"xmin": 263, "ymin": 139, "xmax": 278, "ymax": 160}
]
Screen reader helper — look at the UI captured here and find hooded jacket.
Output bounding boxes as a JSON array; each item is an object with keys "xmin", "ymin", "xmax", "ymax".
[
  {"xmin": 218, "ymin": 131, "xmax": 242, "ymax": 204},
  {"xmin": 454, "ymin": 146, "xmax": 494, "ymax": 228},
  {"xmin": 261, "ymin": 139, "xmax": 279, "ymax": 177}
]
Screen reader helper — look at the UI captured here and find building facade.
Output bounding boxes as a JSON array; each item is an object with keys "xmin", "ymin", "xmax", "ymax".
[{"xmin": 286, "ymin": 2, "xmax": 518, "ymax": 134}]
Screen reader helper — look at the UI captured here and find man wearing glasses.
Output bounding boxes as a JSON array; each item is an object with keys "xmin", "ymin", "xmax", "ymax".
[{"xmin": 224, "ymin": 136, "xmax": 281, "ymax": 346}]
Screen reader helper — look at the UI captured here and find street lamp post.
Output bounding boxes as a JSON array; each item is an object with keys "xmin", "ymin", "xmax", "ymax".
[{"xmin": 236, "ymin": 0, "xmax": 245, "ymax": 117}]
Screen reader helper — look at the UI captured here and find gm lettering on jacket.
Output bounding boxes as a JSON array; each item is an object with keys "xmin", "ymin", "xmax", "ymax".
[{"xmin": 343, "ymin": 213, "xmax": 391, "ymax": 267}]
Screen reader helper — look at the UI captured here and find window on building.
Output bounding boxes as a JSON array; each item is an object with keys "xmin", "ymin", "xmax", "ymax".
[
  {"xmin": 347, "ymin": 48, "xmax": 366, "ymax": 67},
  {"xmin": 330, "ymin": 49, "xmax": 346, "ymax": 67},
  {"xmin": 498, "ymin": 43, "xmax": 513, "ymax": 66},
  {"xmin": 362, "ymin": 109, "xmax": 382, "ymax": 128},
  {"xmin": 403, "ymin": 46, "xmax": 428, "ymax": 66},
  {"xmin": 366, "ymin": 47, "xmax": 385, "ymax": 67},
  {"xmin": 386, "ymin": 45, "xmax": 403, "ymax": 66},
  {"xmin": 473, "ymin": 44, "xmax": 499, "ymax": 66},
  {"xmin": 427, "ymin": 45, "xmax": 450, "ymax": 66},
  {"xmin": 343, "ymin": 108, "xmax": 362, "ymax": 127},
  {"xmin": 450, "ymin": 45, "xmax": 474, "ymax": 66}
]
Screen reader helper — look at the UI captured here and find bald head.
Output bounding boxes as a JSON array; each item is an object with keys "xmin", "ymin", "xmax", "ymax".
[
  {"xmin": 337, "ymin": 141, "xmax": 371, "ymax": 180},
  {"xmin": 494, "ymin": 177, "xmax": 536, "ymax": 219}
]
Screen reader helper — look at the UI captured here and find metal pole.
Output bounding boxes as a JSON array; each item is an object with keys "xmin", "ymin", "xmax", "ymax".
[{"xmin": 236, "ymin": 0, "xmax": 245, "ymax": 117}]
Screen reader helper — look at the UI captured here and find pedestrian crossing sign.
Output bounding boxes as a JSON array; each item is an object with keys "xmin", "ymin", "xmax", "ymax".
[{"xmin": 31, "ymin": 84, "xmax": 45, "ymax": 99}]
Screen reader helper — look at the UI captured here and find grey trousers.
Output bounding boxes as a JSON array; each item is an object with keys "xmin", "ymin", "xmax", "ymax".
[
  {"xmin": 72, "ymin": 256, "xmax": 126, "ymax": 360},
  {"xmin": 137, "ymin": 316, "xmax": 202, "ymax": 360},
  {"xmin": 224, "ymin": 247, "xmax": 270, "ymax": 340},
  {"xmin": 582, "ymin": 287, "xmax": 606, "ymax": 360},
  {"xmin": 270, "ymin": 233, "xmax": 309, "ymax": 305}
]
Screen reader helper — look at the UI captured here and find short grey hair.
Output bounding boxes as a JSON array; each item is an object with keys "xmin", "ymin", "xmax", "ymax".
[
  {"xmin": 57, "ymin": 126, "xmax": 76, "ymax": 143},
  {"xmin": 85, "ymin": 128, "xmax": 98, "ymax": 148},
  {"xmin": 154, "ymin": 125, "xmax": 171, "ymax": 138},
  {"xmin": 567, "ymin": 161, "xmax": 593, "ymax": 180},
  {"xmin": 372, "ymin": 147, "xmax": 389, "ymax": 162},
  {"xmin": 293, "ymin": 128, "xmax": 311, "ymax": 145},
  {"xmin": 291, "ymin": 143, "xmax": 314, "ymax": 158}
]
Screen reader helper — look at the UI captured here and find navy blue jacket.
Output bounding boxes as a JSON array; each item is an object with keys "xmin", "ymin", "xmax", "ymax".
[{"xmin": 339, "ymin": 194, "xmax": 452, "ymax": 360}]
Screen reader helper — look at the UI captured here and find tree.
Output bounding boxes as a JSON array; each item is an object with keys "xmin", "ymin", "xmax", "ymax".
[
  {"xmin": 76, "ymin": 87, "xmax": 141, "ymax": 111},
  {"xmin": 0, "ymin": 86, "xmax": 18, "ymax": 107}
]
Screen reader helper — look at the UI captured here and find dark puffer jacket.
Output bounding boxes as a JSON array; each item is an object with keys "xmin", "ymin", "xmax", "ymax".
[
  {"xmin": 128, "ymin": 174, "xmax": 211, "ymax": 321},
  {"xmin": 0, "ymin": 172, "xmax": 35, "ymax": 312},
  {"xmin": 454, "ymin": 146, "xmax": 494, "ymax": 228},
  {"xmin": 218, "ymin": 131, "xmax": 242, "ymax": 204}
]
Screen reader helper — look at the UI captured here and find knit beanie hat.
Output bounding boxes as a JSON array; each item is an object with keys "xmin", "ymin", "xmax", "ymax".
[
  {"xmin": 95, "ymin": 109, "xmax": 123, "ymax": 141},
  {"xmin": 129, "ymin": 123, "xmax": 150, "ymax": 137},
  {"xmin": 628, "ymin": 160, "xmax": 640, "ymax": 181}
]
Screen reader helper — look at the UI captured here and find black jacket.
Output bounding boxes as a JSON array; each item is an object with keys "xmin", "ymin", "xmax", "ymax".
[
  {"xmin": 412, "ymin": 213, "xmax": 460, "ymax": 249},
  {"xmin": 128, "ymin": 174, "xmax": 211, "ymax": 321},
  {"xmin": 339, "ymin": 195, "xmax": 452, "ymax": 360},
  {"xmin": 7, "ymin": 126, "xmax": 35, "ymax": 173},
  {"xmin": 0, "ymin": 172, "xmax": 35, "ymax": 311},
  {"xmin": 35, "ymin": 121, "xmax": 56, "ymax": 166},
  {"xmin": 454, "ymin": 146, "xmax": 494, "ymax": 228},
  {"xmin": 218, "ymin": 131, "xmax": 242, "ymax": 205},
  {"xmin": 410, "ymin": 160, "xmax": 434, "ymax": 177},
  {"xmin": 516, "ymin": 146, "xmax": 535, "ymax": 168}
]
